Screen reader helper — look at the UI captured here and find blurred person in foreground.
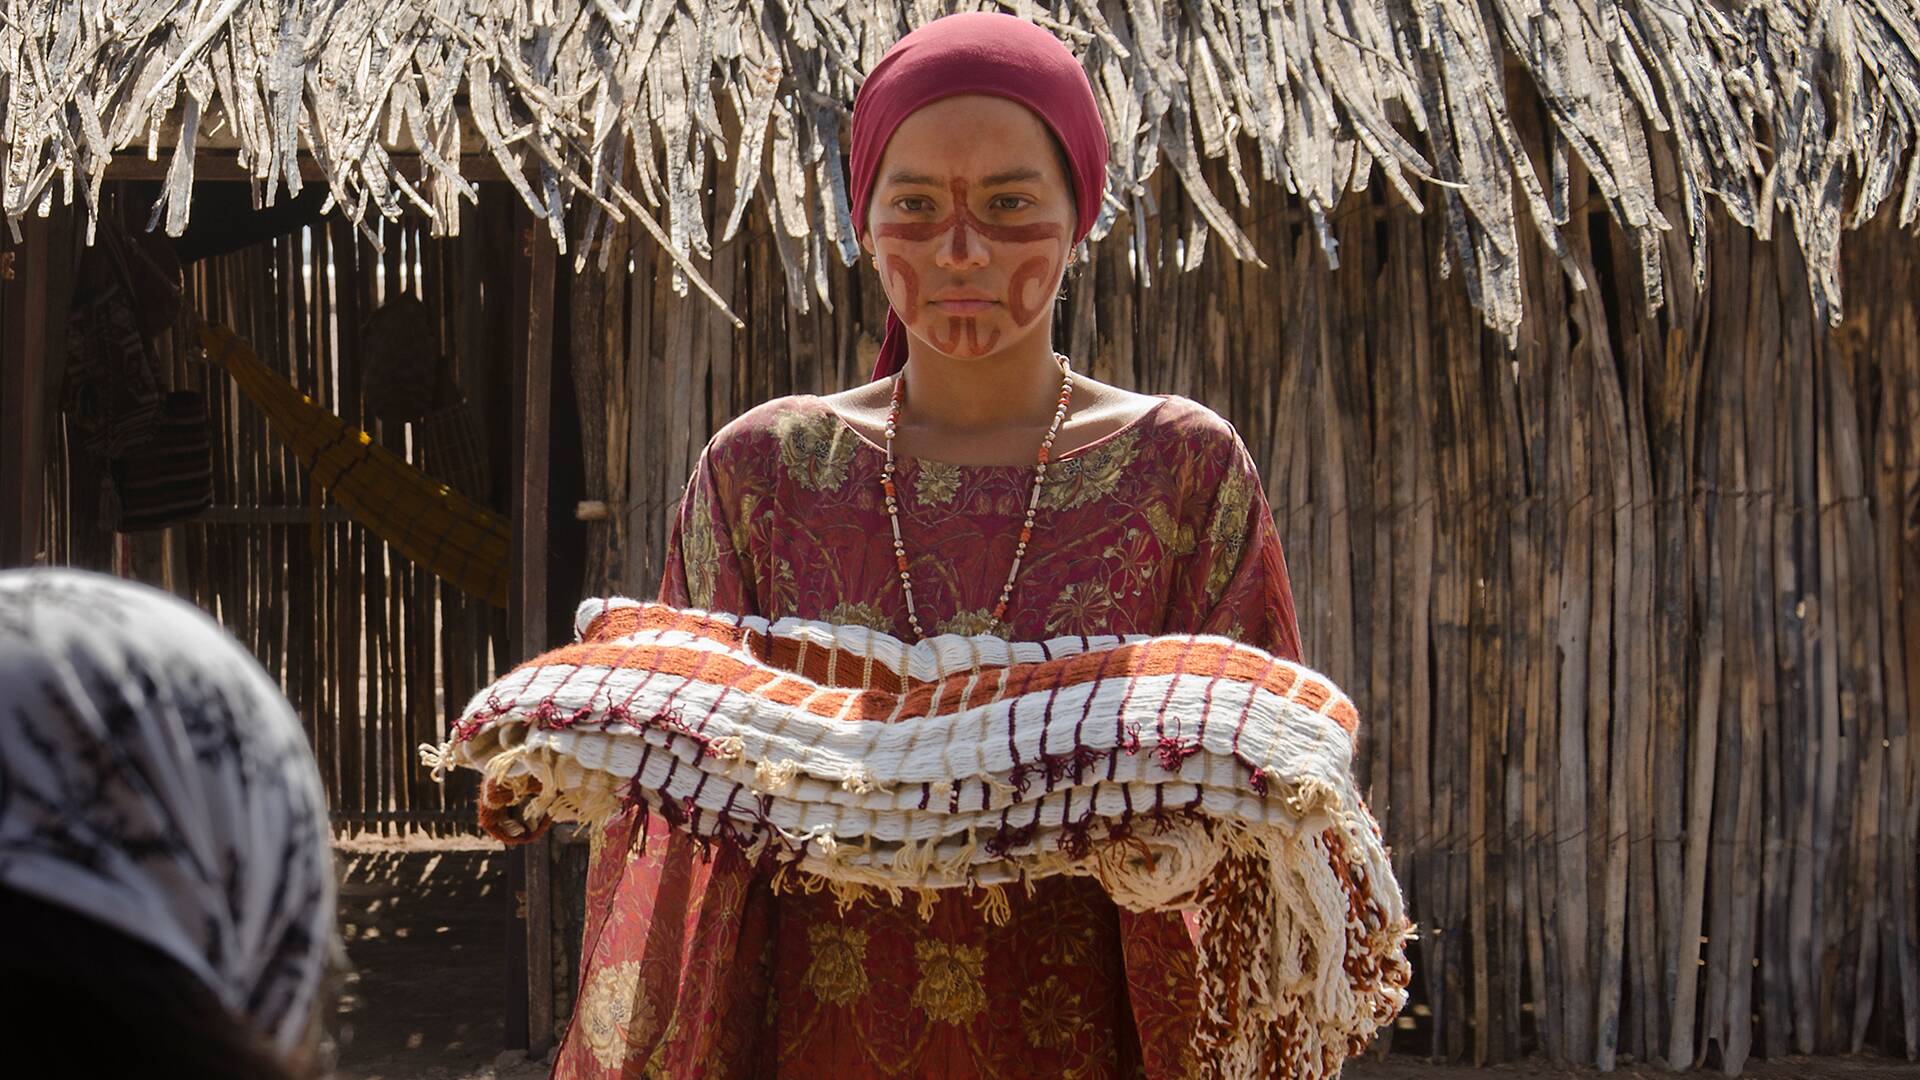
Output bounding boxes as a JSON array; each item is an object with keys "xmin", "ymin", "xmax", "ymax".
[{"xmin": 0, "ymin": 568, "xmax": 338, "ymax": 1080}]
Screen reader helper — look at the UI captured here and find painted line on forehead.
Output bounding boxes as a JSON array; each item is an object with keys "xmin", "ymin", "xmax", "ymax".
[
  {"xmin": 873, "ymin": 178, "xmax": 1067, "ymax": 247},
  {"xmin": 926, "ymin": 316, "xmax": 1002, "ymax": 358}
]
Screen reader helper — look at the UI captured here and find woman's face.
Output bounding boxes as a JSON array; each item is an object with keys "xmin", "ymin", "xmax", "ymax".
[{"xmin": 863, "ymin": 95, "xmax": 1078, "ymax": 361}]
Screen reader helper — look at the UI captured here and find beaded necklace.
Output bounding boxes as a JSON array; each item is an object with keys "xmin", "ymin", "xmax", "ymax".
[{"xmin": 881, "ymin": 355, "xmax": 1074, "ymax": 640}]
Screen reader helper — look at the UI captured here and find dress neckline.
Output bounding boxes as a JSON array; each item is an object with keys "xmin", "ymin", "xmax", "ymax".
[{"xmin": 818, "ymin": 395, "xmax": 1174, "ymax": 469}]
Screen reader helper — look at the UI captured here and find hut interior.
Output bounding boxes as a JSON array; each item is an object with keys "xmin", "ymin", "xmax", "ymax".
[
  {"xmin": 14, "ymin": 183, "xmax": 532, "ymax": 832},
  {"xmin": 1, "ymin": 0, "xmax": 1917, "ymax": 1072}
]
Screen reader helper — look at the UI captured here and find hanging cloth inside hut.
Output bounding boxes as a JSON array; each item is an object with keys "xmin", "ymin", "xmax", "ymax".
[
  {"xmin": 359, "ymin": 294, "xmax": 491, "ymax": 501},
  {"xmin": 111, "ymin": 390, "xmax": 215, "ymax": 532},
  {"xmin": 198, "ymin": 321, "xmax": 510, "ymax": 608},
  {"xmin": 61, "ymin": 220, "xmax": 181, "ymax": 460},
  {"xmin": 359, "ymin": 295, "xmax": 442, "ymax": 426},
  {"xmin": 61, "ymin": 217, "xmax": 214, "ymax": 532}
]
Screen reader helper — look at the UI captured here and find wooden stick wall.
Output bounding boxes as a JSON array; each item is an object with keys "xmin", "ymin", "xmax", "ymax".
[
  {"xmin": 31, "ymin": 167, "xmax": 1914, "ymax": 1065},
  {"xmin": 41, "ymin": 196, "xmax": 516, "ymax": 834},
  {"xmin": 182, "ymin": 214, "xmax": 513, "ymax": 834},
  {"xmin": 563, "ymin": 170, "xmax": 1918, "ymax": 1067}
]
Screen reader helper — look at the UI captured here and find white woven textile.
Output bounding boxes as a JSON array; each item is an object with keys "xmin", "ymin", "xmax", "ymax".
[{"xmin": 434, "ymin": 598, "xmax": 1411, "ymax": 1078}]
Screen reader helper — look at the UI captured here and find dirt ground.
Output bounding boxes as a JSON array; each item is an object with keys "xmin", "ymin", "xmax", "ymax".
[
  {"xmin": 1340, "ymin": 1062, "xmax": 1913, "ymax": 1079},
  {"xmin": 330, "ymin": 836, "xmax": 547, "ymax": 1080},
  {"xmin": 327, "ymin": 841, "xmax": 1913, "ymax": 1080}
]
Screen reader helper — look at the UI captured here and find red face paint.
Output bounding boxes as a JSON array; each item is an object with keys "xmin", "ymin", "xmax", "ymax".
[
  {"xmin": 872, "ymin": 177, "xmax": 1067, "ymax": 355},
  {"xmin": 874, "ymin": 179, "xmax": 1066, "ymax": 247},
  {"xmin": 882, "ymin": 254, "xmax": 921, "ymax": 318},
  {"xmin": 926, "ymin": 317, "xmax": 1002, "ymax": 357},
  {"xmin": 1005, "ymin": 255, "xmax": 1056, "ymax": 327}
]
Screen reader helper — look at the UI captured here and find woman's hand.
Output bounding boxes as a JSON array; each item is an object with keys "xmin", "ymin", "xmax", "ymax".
[{"xmin": 477, "ymin": 775, "xmax": 552, "ymax": 844}]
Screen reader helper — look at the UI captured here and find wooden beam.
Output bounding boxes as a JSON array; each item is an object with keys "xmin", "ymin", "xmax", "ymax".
[
  {"xmin": 191, "ymin": 505, "xmax": 353, "ymax": 524},
  {"xmin": 105, "ymin": 149, "xmax": 510, "ymax": 183},
  {"xmin": 509, "ymin": 200, "xmax": 558, "ymax": 1057},
  {"xmin": 0, "ymin": 209, "xmax": 65, "ymax": 566}
]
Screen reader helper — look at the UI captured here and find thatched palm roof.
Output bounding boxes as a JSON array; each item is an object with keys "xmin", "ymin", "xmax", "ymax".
[{"xmin": 4, "ymin": 1, "xmax": 1916, "ymax": 337}]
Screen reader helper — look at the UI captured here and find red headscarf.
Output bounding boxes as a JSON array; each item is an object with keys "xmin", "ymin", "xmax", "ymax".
[{"xmin": 850, "ymin": 12, "xmax": 1110, "ymax": 381}]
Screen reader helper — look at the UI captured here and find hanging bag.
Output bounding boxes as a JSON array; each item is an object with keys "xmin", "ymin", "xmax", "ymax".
[{"xmin": 111, "ymin": 390, "xmax": 214, "ymax": 532}]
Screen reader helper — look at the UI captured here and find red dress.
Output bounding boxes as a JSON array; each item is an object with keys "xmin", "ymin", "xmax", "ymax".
[{"xmin": 554, "ymin": 394, "xmax": 1302, "ymax": 1078}]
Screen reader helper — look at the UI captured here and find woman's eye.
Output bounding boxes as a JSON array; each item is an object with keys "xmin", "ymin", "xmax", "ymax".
[
  {"xmin": 991, "ymin": 196, "xmax": 1031, "ymax": 212},
  {"xmin": 896, "ymin": 197, "xmax": 933, "ymax": 213}
]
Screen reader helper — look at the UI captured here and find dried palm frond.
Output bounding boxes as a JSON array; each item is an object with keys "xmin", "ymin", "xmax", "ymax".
[{"xmin": 3, "ymin": 2, "xmax": 1914, "ymax": 337}]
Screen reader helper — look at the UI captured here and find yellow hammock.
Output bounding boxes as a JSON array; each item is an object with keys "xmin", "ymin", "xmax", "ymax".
[{"xmin": 200, "ymin": 320, "xmax": 511, "ymax": 608}]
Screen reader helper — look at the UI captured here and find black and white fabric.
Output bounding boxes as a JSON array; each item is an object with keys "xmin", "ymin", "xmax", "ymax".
[{"xmin": 0, "ymin": 569, "xmax": 335, "ymax": 1055}]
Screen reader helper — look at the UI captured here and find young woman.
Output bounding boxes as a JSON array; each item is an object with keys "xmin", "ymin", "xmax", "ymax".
[{"xmin": 552, "ymin": 13, "xmax": 1301, "ymax": 1077}]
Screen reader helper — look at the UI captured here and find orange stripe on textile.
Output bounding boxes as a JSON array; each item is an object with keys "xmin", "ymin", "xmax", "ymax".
[{"xmin": 565, "ymin": 603, "xmax": 1359, "ymax": 734}]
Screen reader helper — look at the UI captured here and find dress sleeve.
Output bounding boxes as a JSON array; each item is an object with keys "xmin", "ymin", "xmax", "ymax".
[
  {"xmin": 1121, "ymin": 425, "xmax": 1304, "ymax": 1079},
  {"xmin": 552, "ymin": 440, "xmax": 775, "ymax": 1079},
  {"xmin": 1163, "ymin": 429, "xmax": 1302, "ymax": 662},
  {"xmin": 659, "ymin": 441, "xmax": 757, "ymax": 614}
]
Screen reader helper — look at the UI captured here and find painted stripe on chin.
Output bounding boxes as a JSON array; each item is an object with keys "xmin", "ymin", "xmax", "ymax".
[{"xmin": 925, "ymin": 316, "xmax": 1002, "ymax": 357}]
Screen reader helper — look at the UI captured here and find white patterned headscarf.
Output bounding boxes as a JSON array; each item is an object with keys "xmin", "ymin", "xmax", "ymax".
[{"xmin": 0, "ymin": 569, "xmax": 336, "ymax": 1055}]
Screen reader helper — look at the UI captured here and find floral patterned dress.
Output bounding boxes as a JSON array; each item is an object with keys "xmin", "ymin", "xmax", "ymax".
[{"xmin": 555, "ymin": 394, "xmax": 1302, "ymax": 1079}]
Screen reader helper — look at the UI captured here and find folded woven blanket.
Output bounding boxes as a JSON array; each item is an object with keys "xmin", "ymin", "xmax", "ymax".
[{"xmin": 430, "ymin": 599, "xmax": 1410, "ymax": 1078}]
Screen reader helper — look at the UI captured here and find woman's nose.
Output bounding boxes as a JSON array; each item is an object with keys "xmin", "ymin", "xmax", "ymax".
[{"xmin": 935, "ymin": 215, "xmax": 990, "ymax": 270}]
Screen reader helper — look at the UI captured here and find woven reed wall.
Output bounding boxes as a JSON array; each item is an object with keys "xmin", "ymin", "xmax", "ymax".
[
  {"xmin": 562, "ymin": 166, "xmax": 1919, "ymax": 1067},
  {"xmin": 30, "ymin": 164, "xmax": 1916, "ymax": 1063},
  {"xmin": 39, "ymin": 202, "xmax": 512, "ymax": 834}
]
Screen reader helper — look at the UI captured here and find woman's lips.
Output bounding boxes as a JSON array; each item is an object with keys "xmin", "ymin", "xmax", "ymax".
[{"xmin": 930, "ymin": 298, "xmax": 999, "ymax": 314}]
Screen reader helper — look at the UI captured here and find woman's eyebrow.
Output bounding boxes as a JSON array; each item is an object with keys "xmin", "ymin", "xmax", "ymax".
[
  {"xmin": 981, "ymin": 167, "xmax": 1043, "ymax": 187},
  {"xmin": 884, "ymin": 170, "xmax": 942, "ymax": 187}
]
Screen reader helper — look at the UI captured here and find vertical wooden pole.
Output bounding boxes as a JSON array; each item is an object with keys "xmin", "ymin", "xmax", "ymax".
[
  {"xmin": 0, "ymin": 210, "xmax": 62, "ymax": 566},
  {"xmin": 510, "ymin": 203, "xmax": 557, "ymax": 1055}
]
